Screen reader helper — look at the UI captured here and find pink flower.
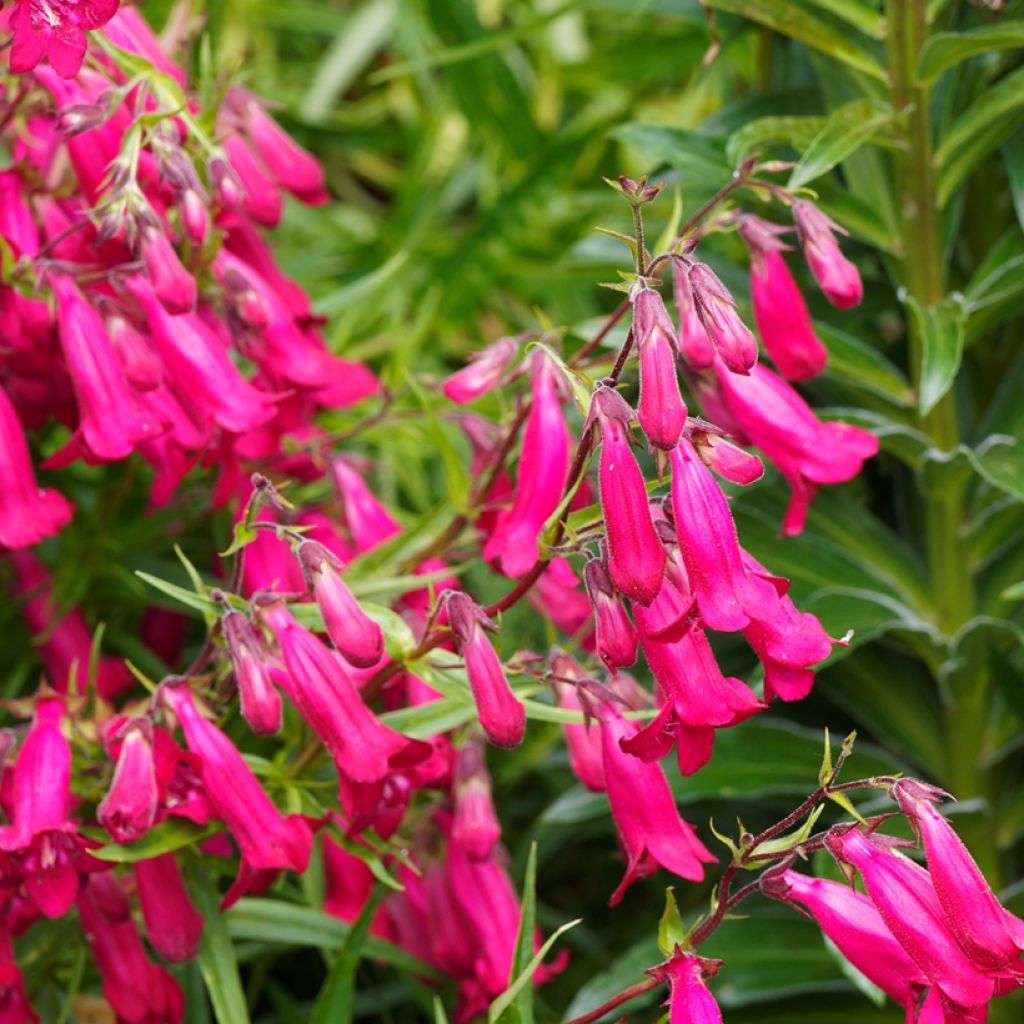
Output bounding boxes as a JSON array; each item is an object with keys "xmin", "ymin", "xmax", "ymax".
[
  {"xmin": 483, "ymin": 352, "xmax": 569, "ymax": 578},
  {"xmin": 893, "ymin": 780, "xmax": 1024, "ymax": 971},
  {"xmin": 600, "ymin": 702, "xmax": 714, "ymax": 905},
  {"xmin": 451, "ymin": 741, "xmax": 501, "ymax": 861},
  {"xmin": 763, "ymin": 868, "xmax": 927, "ymax": 1008},
  {"xmin": 298, "ymin": 540, "xmax": 384, "ymax": 668},
  {"xmin": 708, "ymin": 360, "xmax": 880, "ymax": 535},
  {"xmin": 134, "ymin": 853, "xmax": 204, "ymax": 963},
  {"xmin": 0, "ymin": 919, "xmax": 38, "ymax": 1023},
  {"xmin": 673, "ymin": 259, "xmax": 716, "ymax": 369},
  {"xmin": 77, "ymin": 873, "xmax": 185, "ymax": 1024},
  {"xmin": 647, "ymin": 950, "xmax": 723, "ymax": 1024},
  {"xmin": 632, "ymin": 287, "xmax": 687, "ymax": 450},
  {"xmin": 584, "ymin": 558, "xmax": 639, "ymax": 672},
  {"xmin": 222, "ymin": 136, "xmax": 283, "ymax": 227},
  {"xmin": 180, "ymin": 189, "xmax": 209, "ymax": 245},
  {"xmin": 630, "ymin": 524, "xmax": 696, "ymax": 644},
  {"xmin": 159, "ymin": 684, "xmax": 313, "ymax": 908},
  {"xmin": 739, "ymin": 215, "xmax": 827, "ymax": 381},
  {"xmin": 0, "ymin": 389, "xmax": 74, "ymax": 548},
  {"xmin": 443, "ymin": 336, "xmax": 519, "ymax": 404},
  {"xmin": 690, "ymin": 428, "xmax": 764, "ymax": 486},
  {"xmin": 98, "ymin": 720, "xmax": 158, "ymax": 844},
  {"xmin": 8, "ymin": 0, "xmax": 119, "ymax": 79},
  {"xmin": 550, "ymin": 655, "xmax": 605, "ymax": 792},
  {"xmin": 590, "ymin": 385, "xmax": 666, "ymax": 604},
  {"xmin": 222, "ymin": 610, "xmax": 282, "ymax": 736},
  {"xmin": 140, "ymin": 227, "xmax": 197, "ymax": 315},
  {"xmin": 793, "ymin": 201, "xmax": 863, "ymax": 308},
  {"xmin": 826, "ymin": 826, "xmax": 996, "ymax": 1009},
  {"xmin": 445, "ymin": 592, "xmax": 525, "ymax": 749},
  {"xmin": 243, "ymin": 98, "xmax": 326, "ymax": 202},
  {"xmin": 331, "ymin": 457, "xmax": 401, "ymax": 551},
  {"xmin": 688, "ymin": 262, "xmax": 758, "ymax": 374},
  {"xmin": 669, "ymin": 437, "xmax": 780, "ymax": 631}
]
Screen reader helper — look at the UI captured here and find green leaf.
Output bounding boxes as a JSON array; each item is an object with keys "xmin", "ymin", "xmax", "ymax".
[
  {"xmin": 963, "ymin": 231, "xmax": 1024, "ymax": 342},
  {"xmin": 610, "ymin": 123, "xmax": 731, "ymax": 180},
  {"xmin": 657, "ymin": 887, "xmax": 687, "ymax": 957},
  {"xmin": 503, "ymin": 841, "xmax": 538, "ymax": 1024},
  {"xmin": 561, "ymin": 938, "xmax": 661, "ymax": 1022},
  {"xmin": 725, "ymin": 114, "xmax": 827, "ymax": 166},
  {"xmin": 135, "ymin": 571, "xmax": 218, "ymax": 616},
  {"xmin": 971, "ymin": 434, "xmax": 1024, "ymax": 502},
  {"xmin": 193, "ymin": 867, "xmax": 251, "ymax": 1024},
  {"xmin": 788, "ymin": 101, "xmax": 895, "ymax": 190},
  {"xmin": 816, "ymin": 323, "xmax": 910, "ymax": 403},
  {"xmin": 801, "ymin": 0, "xmax": 884, "ymax": 37},
  {"xmin": 309, "ymin": 886, "xmax": 386, "ymax": 1024},
  {"xmin": 906, "ymin": 295, "xmax": 966, "ymax": 416},
  {"xmin": 91, "ymin": 819, "xmax": 219, "ymax": 863},
  {"xmin": 489, "ymin": 917, "xmax": 580, "ymax": 1023},
  {"xmin": 701, "ymin": 0, "xmax": 886, "ymax": 80},
  {"xmin": 917, "ymin": 23, "xmax": 1024, "ymax": 85}
]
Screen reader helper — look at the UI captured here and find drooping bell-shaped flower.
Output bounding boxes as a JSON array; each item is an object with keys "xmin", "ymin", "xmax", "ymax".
[
  {"xmin": 443, "ymin": 336, "xmax": 520, "ymax": 405},
  {"xmin": 669, "ymin": 437, "xmax": 780, "ymax": 631},
  {"xmin": 893, "ymin": 780, "xmax": 1024, "ymax": 971},
  {"xmin": 673, "ymin": 259, "xmax": 716, "ymax": 370},
  {"xmin": 590, "ymin": 385, "xmax": 666, "ymax": 605},
  {"xmin": 298, "ymin": 540, "xmax": 384, "ymax": 668},
  {"xmin": 8, "ymin": 0, "xmax": 119, "ymax": 78},
  {"xmin": 445, "ymin": 592, "xmax": 525, "ymax": 749},
  {"xmin": 793, "ymin": 201, "xmax": 863, "ymax": 309},
  {"xmin": 483, "ymin": 351, "xmax": 569, "ymax": 578},
  {"xmin": 632, "ymin": 286, "xmax": 687, "ymax": 450},
  {"xmin": 600, "ymin": 703, "xmax": 714, "ymax": 905},
  {"xmin": 0, "ymin": 386, "xmax": 74, "ymax": 549},
  {"xmin": 98, "ymin": 719, "xmax": 158, "ymax": 844},
  {"xmin": 647, "ymin": 950, "xmax": 724, "ymax": 1024},
  {"xmin": 826, "ymin": 826, "xmax": 996, "ymax": 1009},
  {"xmin": 451, "ymin": 740, "xmax": 502, "ymax": 861},
  {"xmin": 584, "ymin": 558, "xmax": 639, "ymax": 672},
  {"xmin": 739, "ymin": 215, "xmax": 827, "ymax": 381},
  {"xmin": 134, "ymin": 852, "xmax": 204, "ymax": 963},
  {"xmin": 222, "ymin": 610, "xmax": 282, "ymax": 736},
  {"xmin": 688, "ymin": 262, "xmax": 758, "ymax": 374}
]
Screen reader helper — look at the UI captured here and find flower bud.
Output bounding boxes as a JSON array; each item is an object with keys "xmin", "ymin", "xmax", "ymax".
[
  {"xmin": 672, "ymin": 259, "xmax": 715, "ymax": 369},
  {"xmin": 443, "ymin": 336, "xmax": 519, "ymax": 404},
  {"xmin": 134, "ymin": 852, "xmax": 204, "ymax": 962},
  {"xmin": 688, "ymin": 263, "xmax": 758, "ymax": 374},
  {"xmin": 690, "ymin": 428, "xmax": 764, "ymax": 486},
  {"xmin": 141, "ymin": 227, "xmax": 197, "ymax": 315},
  {"xmin": 222, "ymin": 610, "xmax": 282, "ymax": 736},
  {"xmin": 584, "ymin": 559, "xmax": 638, "ymax": 672},
  {"xmin": 632, "ymin": 287, "xmax": 687, "ymax": 450},
  {"xmin": 793, "ymin": 201, "xmax": 863, "ymax": 309},
  {"xmin": 646, "ymin": 951, "xmax": 724, "ymax": 1024},
  {"xmin": 208, "ymin": 155, "xmax": 242, "ymax": 209},
  {"xmin": 180, "ymin": 189, "xmax": 209, "ymax": 246},
  {"xmin": 451, "ymin": 741, "xmax": 501, "ymax": 861},
  {"xmin": 98, "ymin": 722, "xmax": 158, "ymax": 844}
]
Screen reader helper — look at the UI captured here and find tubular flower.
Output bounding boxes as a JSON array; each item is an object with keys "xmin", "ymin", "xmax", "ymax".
[
  {"xmin": 826, "ymin": 826, "xmax": 997, "ymax": 1009},
  {"xmin": 550, "ymin": 654, "xmax": 606, "ymax": 792},
  {"xmin": 689, "ymin": 428, "xmax": 764, "ymax": 486},
  {"xmin": 706, "ymin": 360, "xmax": 879, "ymax": 535},
  {"xmin": 159, "ymin": 683, "xmax": 313, "ymax": 907},
  {"xmin": 0, "ymin": 919, "xmax": 38, "ymax": 1024},
  {"xmin": 445, "ymin": 592, "xmax": 525, "ymax": 749},
  {"xmin": 240, "ymin": 95, "xmax": 326, "ymax": 202},
  {"xmin": 7, "ymin": 0, "xmax": 119, "ymax": 79},
  {"xmin": 298, "ymin": 540, "xmax": 384, "ymax": 668},
  {"xmin": 140, "ymin": 226, "xmax": 197, "ymax": 315},
  {"xmin": 669, "ymin": 437, "xmax": 780, "ymax": 631},
  {"xmin": 590, "ymin": 385, "xmax": 666, "ymax": 604},
  {"xmin": 647, "ymin": 950, "xmax": 724, "ymax": 1024},
  {"xmin": 793, "ymin": 200, "xmax": 863, "ymax": 308},
  {"xmin": 630, "ymin": 523, "xmax": 696, "ymax": 644},
  {"xmin": 584, "ymin": 559, "xmax": 639, "ymax": 672},
  {"xmin": 443, "ymin": 336, "xmax": 520, "ymax": 404},
  {"xmin": 739, "ymin": 215, "xmax": 827, "ymax": 381},
  {"xmin": 221, "ymin": 610, "xmax": 282, "ymax": 736},
  {"xmin": 632, "ymin": 286, "xmax": 687, "ymax": 450},
  {"xmin": 673, "ymin": 259, "xmax": 716, "ymax": 370},
  {"xmin": 0, "ymin": 387, "xmax": 74, "ymax": 548},
  {"xmin": 483, "ymin": 351, "xmax": 569, "ymax": 578},
  {"xmin": 893, "ymin": 780, "xmax": 1024, "ymax": 971},
  {"xmin": 134, "ymin": 853, "xmax": 204, "ymax": 963},
  {"xmin": 451, "ymin": 740, "xmax": 502, "ymax": 861},
  {"xmin": 688, "ymin": 262, "xmax": 758, "ymax": 374},
  {"xmin": 98, "ymin": 719, "xmax": 158, "ymax": 844},
  {"xmin": 600, "ymin": 703, "xmax": 715, "ymax": 905}
]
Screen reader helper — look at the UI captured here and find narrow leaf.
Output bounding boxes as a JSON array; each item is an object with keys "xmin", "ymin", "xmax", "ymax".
[
  {"xmin": 193, "ymin": 867, "xmax": 251, "ymax": 1024},
  {"xmin": 907, "ymin": 295, "xmax": 966, "ymax": 415},
  {"xmin": 788, "ymin": 101, "xmax": 894, "ymax": 189},
  {"xmin": 917, "ymin": 23, "xmax": 1024, "ymax": 85}
]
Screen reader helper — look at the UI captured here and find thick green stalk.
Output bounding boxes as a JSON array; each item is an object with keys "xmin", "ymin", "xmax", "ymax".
[{"xmin": 886, "ymin": 0, "xmax": 993, "ymax": 869}]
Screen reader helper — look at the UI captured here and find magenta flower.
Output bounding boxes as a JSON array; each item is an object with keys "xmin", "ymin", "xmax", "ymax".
[
  {"xmin": 590, "ymin": 386, "xmax": 665, "ymax": 604},
  {"xmin": 550, "ymin": 654, "xmax": 606, "ymax": 792},
  {"xmin": 763, "ymin": 868, "xmax": 927, "ymax": 1008},
  {"xmin": 445, "ymin": 592, "xmax": 525, "ymax": 749},
  {"xmin": 77, "ymin": 872, "xmax": 185, "ymax": 1024},
  {"xmin": 483, "ymin": 351, "xmax": 569, "ymax": 578},
  {"xmin": 690, "ymin": 428, "xmax": 764, "ymax": 486},
  {"xmin": 688, "ymin": 262, "xmax": 758, "ymax": 374},
  {"xmin": 894, "ymin": 780, "xmax": 1024, "ymax": 970},
  {"xmin": 331, "ymin": 457, "xmax": 402, "ymax": 551},
  {"xmin": 451, "ymin": 741, "xmax": 502, "ymax": 861},
  {"xmin": 647, "ymin": 950, "xmax": 724, "ymax": 1024},
  {"xmin": 180, "ymin": 188, "xmax": 209, "ymax": 245},
  {"xmin": 669, "ymin": 436, "xmax": 780, "ymax": 631},
  {"xmin": 673, "ymin": 259, "xmax": 716, "ymax": 369},
  {"xmin": 222, "ymin": 136, "xmax": 284, "ymax": 227},
  {"xmin": 298, "ymin": 540, "xmax": 384, "ymax": 668},
  {"xmin": 222, "ymin": 610, "xmax": 282, "ymax": 736},
  {"xmin": 600, "ymin": 702, "xmax": 715, "ymax": 904},
  {"xmin": 793, "ymin": 200, "xmax": 863, "ymax": 308},
  {"xmin": 134, "ymin": 853, "xmax": 204, "ymax": 963},
  {"xmin": 140, "ymin": 227, "xmax": 197, "ymax": 315},
  {"xmin": 243, "ymin": 98, "xmax": 326, "ymax": 202},
  {"xmin": 826, "ymin": 826, "xmax": 996, "ymax": 1008},
  {"xmin": 443, "ymin": 336, "xmax": 519, "ymax": 404},
  {"xmin": 709, "ymin": 360, "xmax": 880, "ymax": 534},
  {"xmin": 261, "ymin": 604, "xmax": 430, "ymax": 784},
  {"xmin": 0, "ymin": 387, "xmax": 73, "ymax": 549},
  {"xmin": 8, "ymin": 0, "xmax": 119, "ymax": 79},
  {"xmin": 632, "ymin": 286, "xmax": 687, "ymax": 450},
  {"xmin": 98, "ymin": 720, "xmax": 158, "ymax": 844},
  {"xmin": 0, "ymin": 919, "xmax": 37, "ymax": 1023},
  {"xmin": 584, "ymin": 558, "xmax": 639, "ymax": 672},
  {"xmin": 739, "ymin": 215, "xmax": 827, "ymax": 381},
  {"xmin": 160, "ymin": 683, "xmax": 313, "ymax": 908},
  {"xmin": 630, "ymin": 525, "xmax": 696, "ymax": 644}
]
